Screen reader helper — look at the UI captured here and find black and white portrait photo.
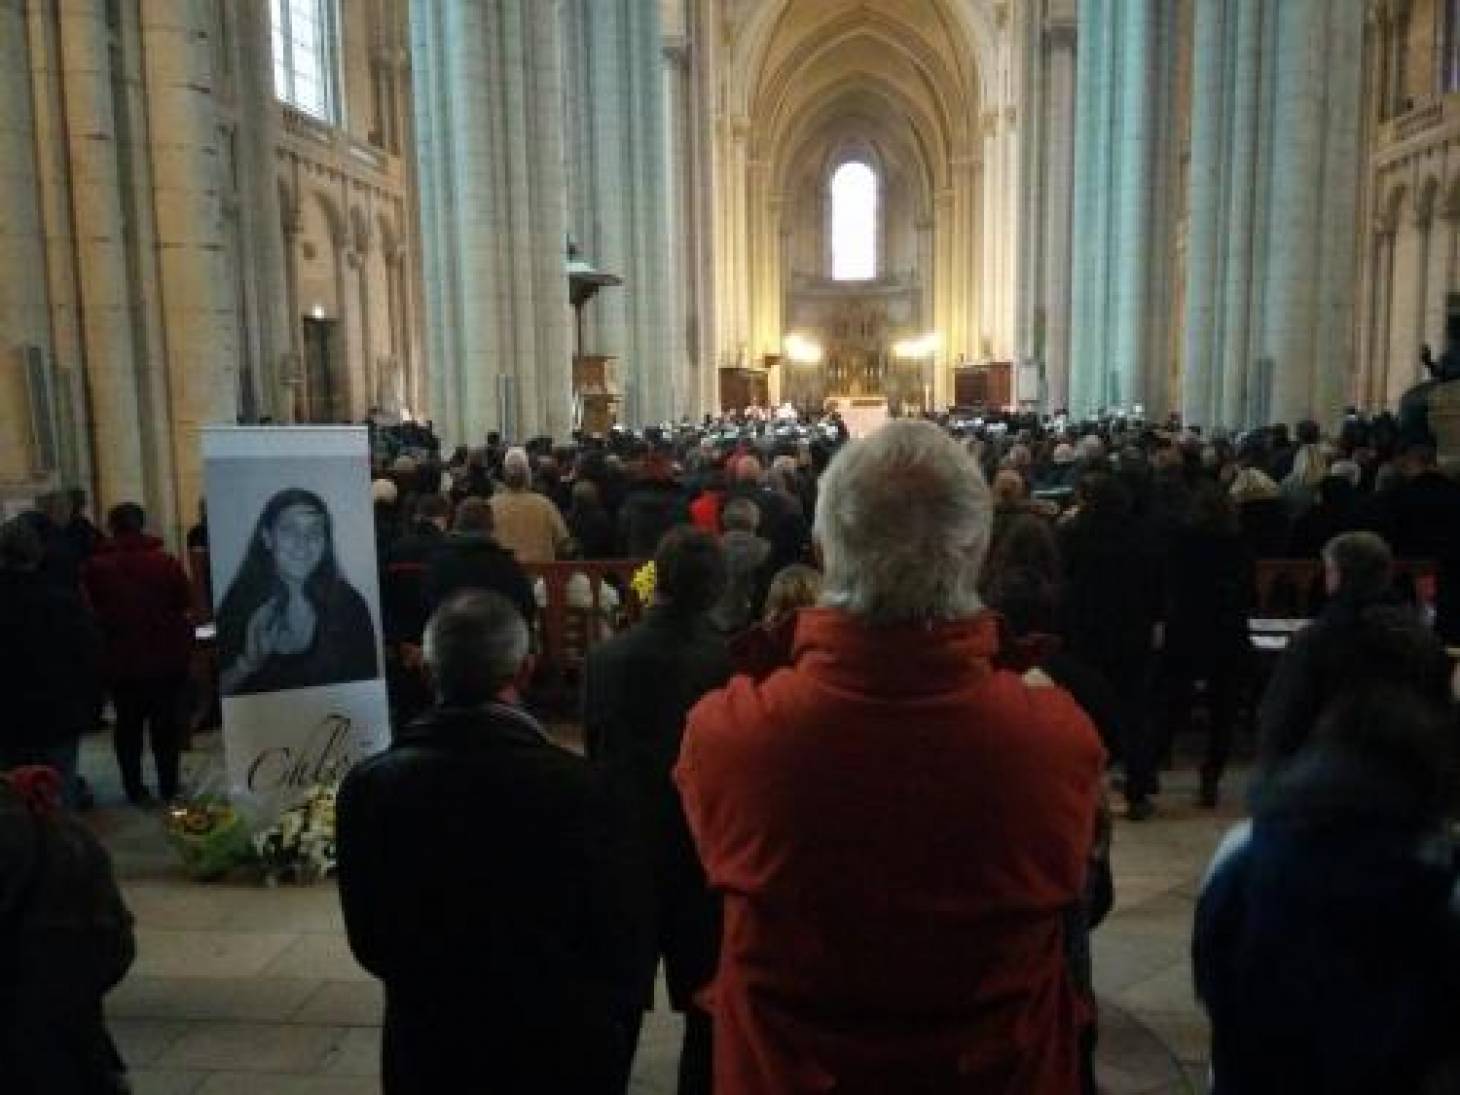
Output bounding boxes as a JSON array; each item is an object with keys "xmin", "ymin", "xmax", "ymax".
[{"xmin": 216, "ymin": 487, "xmax": 379, "ymax": 697}]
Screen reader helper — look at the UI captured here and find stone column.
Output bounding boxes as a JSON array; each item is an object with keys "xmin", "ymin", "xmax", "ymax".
[
  {"xmin": 58, "ymin": 0, "xmax": 147, "ymax": 509},
  {"xmin": 1042, "ymin": 22, "xmax": 1077, "ymax": 413},
  {"xmin": 232, "ymin": 0, "xmax": 291, "ymax": 422},
  {"xmin": 330, "ymin": 221, "xmax": 356, "ymax": 420},
  {"xmin": 1111, "ymin": 0, "xmax": 1158, "ymax": 409},
  {"xmin": 356, "ymin": 225, "xmax": 376, "ymax": 409},
  {"xmin": 1180, "ymin": 0, "xmax": 1224, "ymax": 428},
  {"xmin": 1218, "ymin": 0, "xmax": 1263, "ymax": 427},
  {"xmin": 0, "ymin": 0, "xmax": 51, "ymax": 483},
  {"xmin": 282, "ymin": 206, "xmax": 305, "ymax": 421},
  {"xmin": 1069, "ymin": 0, "xmax": 1104, "ymax": 415},
  {"xmin": 139, "ymin": 0, "xmax": 242, "ymax": 530}
]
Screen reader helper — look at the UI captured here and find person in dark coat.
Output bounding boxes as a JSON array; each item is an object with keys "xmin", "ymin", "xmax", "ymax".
[
  {"xmin": 567, "ymin": 479, "xmax": 617, "ymax": 560},
  {"xmin": 583, "ymin": 527, "xmax": 732, "ymax": 1094},
  {"xmin": 82, "ymin": 504, "xmax": 194, "ymax": 804},
  {"xmin": 708, "ymin": 497, "xmax": 774, "ymax": 635},
  {"xmin": 1158, "ymin": 484, "xmax": 1254, "ymax": 807},
  {"xmin": 1380, "ymin": 444, "xmax": 1460, "ymax": 643},
  {"xmin": 1257, "ymin": 531, "xmax": 1453, "ymax": 772},
  {"xmin": 1195, "ymin": 685, "xmax": 1460, "ymax": 1095},
  {"xmin": 337, "ymin": 591, "xmax": 642, "ymax": 1094},
  {"xmin": 422, "ymin": 497, "xmax": 536, "ymax": 627},
  {"xmin": 1287, "ymin": 466, "xmax": 1364, "ymax": 559},
  {"xmin": 618, "ymin": 455, "xmax": 688, "ymax": 558},
  {"xmin": 0, "ymin": 520, "xmax": 104, "ymax": 807},
  {"xmin": 1059, "ymin": 473, "xmax": 1164, "ymax": 818},
  {"xmin": 0, "ymin": 767, "xmax": 136, "ymax": 1095}
]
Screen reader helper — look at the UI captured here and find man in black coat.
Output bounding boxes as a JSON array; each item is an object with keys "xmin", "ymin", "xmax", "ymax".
[
  {"xmin": 0, "ymin": 519, "xmax": 104, "ymax": 806},
  {"xmin": 337, "ymin": 590, "xmax": 644, "ymax": 1094},
  {"xmin": 423, "ymin": 497, "xmax": 536, "ymax": 627},
  {"xmin": 1257, "ymin": 531, "xmax": 1452, "ymax": 771},
  {"xmin": 583, "ymin": 528, "xmax": 732, "ymax": 1094}
]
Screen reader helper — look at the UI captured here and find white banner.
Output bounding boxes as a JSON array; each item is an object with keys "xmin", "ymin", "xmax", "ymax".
[{"xmin": 201, "ymin": 427, "xmax": 389, "ymax": 818}]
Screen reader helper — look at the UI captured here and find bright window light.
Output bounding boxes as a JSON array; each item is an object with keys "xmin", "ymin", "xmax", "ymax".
[{"xmin": 831, "ymin": 161, "xmax": 877, "ymax": 281}]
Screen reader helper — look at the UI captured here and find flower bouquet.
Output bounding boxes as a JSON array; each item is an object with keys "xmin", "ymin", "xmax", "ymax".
[
  {"xmin": 164, "ymin": 797, "xmax": 253, "ymax": 881},
  {"xmin": 253, "ymin": 783, "xmax": 339, "ymax": 886},
  {"xmin": 631, "ymin": 560, "xmax": 656, "ymax": 607}
]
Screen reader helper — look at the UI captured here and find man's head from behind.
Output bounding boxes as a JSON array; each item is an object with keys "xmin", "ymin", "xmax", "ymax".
[
  {"xmin": 423, "ymin": 590, "xmax": 531, "ymax": 706},
  {"xmin": 1322, "ymin": 531, "xmax": 1393, "ymax": 600},
  {"xmin": 721, "ymin": 497, "xmax": 760, "ymax": 534},
  {"xmin": 503, "ymin": 447, "xmax": 532, "ymax": 490},
  {"xmin": 653, "ymin": 526, "xmax": 725, "ymax": 615},
  {"xmin": 453, "ymin": 497, "xmax": 493, "ymax": 536},
  {"xmin": 107, "ymin": 503, "xmax": 146, "ymax": 537},
  {"xmin": 815, "ymin": 420, "xmax": 991, "ymax": 625}
]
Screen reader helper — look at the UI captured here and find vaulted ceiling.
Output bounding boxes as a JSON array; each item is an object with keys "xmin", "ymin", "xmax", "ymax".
[{"xmin": 724, "ymin": 0, "xmax": 992, "ymax": 195}]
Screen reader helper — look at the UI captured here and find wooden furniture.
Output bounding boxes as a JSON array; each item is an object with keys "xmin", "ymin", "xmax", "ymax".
[
  {"xmin": 719, "ymin": 367, "xmax": 769, "ymax": 413},
  {"xmin": 573, "ymin": 355, "xmax": 622, "ymax": 434},
  {"xmin": 953, "ymin": 361, "xmax": 1012, "ymax": 408}
]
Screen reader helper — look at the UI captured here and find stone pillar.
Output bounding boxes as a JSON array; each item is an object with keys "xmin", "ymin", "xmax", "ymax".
[
  {"xmin": 1180, "ymin": 0, "xmax": 1224, "ymax": 428},
  {"xmin": 233, "ymin": 0, "xmax": 291, "ymax": 422},
  {"xmin": 1218, "ymin": 0, "xmax": 1263, "ymax": 427},
  {"xmin": 0, "ymin": 0, "xmax": 50, "ymax": 484},
  {"xmin": 282, "ymin": 206, "xmax": 305, "ymax": 422},
  {"xmin": 1043, "ymin": 22, "xmax": 1077, "ymax": 413},
  {"xmin": 58, "ymin": 0, "xmax": 147, "ymax": 509},
  {"xmin": 1069, "ymin": 0, "xmax": 1104, "ymax": 415},
  {"xmin": 1111, "ymin": 0, "xmax": 1157, "ymax": 409},
  {"xmin": 25, "ymin": 0, "xmax": 91, "ymax": 488}
]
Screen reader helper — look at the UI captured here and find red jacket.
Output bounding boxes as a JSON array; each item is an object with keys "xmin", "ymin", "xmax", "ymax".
[
  {"xmin": 675, "ymin": 609, "xmax": 1104, "ymax": 1094},
  {"xmin": 82, "ymin": 534, "xmax": 194, "ymax": 681},
  {"xmin": 689, "ymin": 490, "xmax": 724, "ymax": 536}
]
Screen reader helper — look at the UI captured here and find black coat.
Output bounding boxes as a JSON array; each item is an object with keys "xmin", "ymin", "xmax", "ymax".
[
  {"xmin": 1196, "ymin": 750, "xmax": 1460, "ymax": 1095},
  {"xmin": 0, "ymin": 781, "xmax": 134, "ymax": 1094},
  {"xmin": 1058, "ymin": 515, "xmax": 1163, "ymax": 680},
  {"xmin": 617, "ymin": 480, "xmax": 688, "ymax": 558},
  {"xmin": 1256, "ymin": 595, "xmax": 1452, "ymax": 769},
  {"xmin": 582, "ymin": 607, "xmax": 731, "ymax": 1009},
  {"xmin": 0, "ymin": 571, "xmax": 103, "ymax": 751},
  {"xmin": 423, "ymin": 534, "xmax": 536, "ymax": 626},
  {"xmin": 1163, "ymin": 527, "xmax": 1253, "ymax": 665},
  {"xmin": 337, "ymin": 703, "xmax": 644, "ymax": 1094}
]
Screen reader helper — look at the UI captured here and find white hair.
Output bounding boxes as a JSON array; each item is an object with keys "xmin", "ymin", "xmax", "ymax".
[
  {"xmin": 814, "ymin": 420, "xmax": 991, "ymax": 624},
  {"xmin": 503, "ymin": 446, "xmax": 531, "ymax": 488}
]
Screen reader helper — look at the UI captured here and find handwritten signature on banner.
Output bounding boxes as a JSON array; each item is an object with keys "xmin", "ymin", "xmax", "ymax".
[{"xmin": 247, "ymin": 713, "xmax": 375, "ymax": 794}]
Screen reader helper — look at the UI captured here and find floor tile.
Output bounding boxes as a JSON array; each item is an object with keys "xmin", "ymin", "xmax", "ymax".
[
  {"xmin": 291, "ymin": 980, "xmax": 385, "ymax": 1026},
  {"xmin": 156, "ymin": 1021, "xmax": 348, "ymax": 1073},
  {"xmin": 133, "ymin": 928, "xmax": 300, "ymax": 979}
]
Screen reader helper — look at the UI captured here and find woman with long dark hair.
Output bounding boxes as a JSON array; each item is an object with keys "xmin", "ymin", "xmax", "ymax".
[{"xmin": 217, "ymin": 489, "xmax": 378, "ymax": 696}]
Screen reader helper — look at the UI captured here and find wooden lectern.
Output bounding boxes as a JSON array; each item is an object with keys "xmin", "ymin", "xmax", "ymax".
[{"xmin": 573, "ymin": 355, "xmax": 621, "ymax": 435}]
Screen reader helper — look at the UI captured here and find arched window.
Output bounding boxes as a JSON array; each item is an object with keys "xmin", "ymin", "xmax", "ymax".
[
  {"xmin": 830, "ymin": 161, "xmax": 878, "ymax": 281},
  {"xmin": 271, "ymin": 0, "xmax": 337, "ymax": 120}
]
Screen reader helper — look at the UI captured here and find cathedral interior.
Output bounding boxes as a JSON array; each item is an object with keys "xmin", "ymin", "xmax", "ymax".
[
  {"xmin": 2, "ymin": 0, "xmax": 1453, "ymax": 538},
  {"xmin": 2, "ymin": 2, "xmax": 1459, "ymax": 1091}
]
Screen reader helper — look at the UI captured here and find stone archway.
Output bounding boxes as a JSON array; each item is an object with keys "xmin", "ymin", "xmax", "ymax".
[{"xmin": 719, "ymin": 0, "xmax": 997, "ymax": 409}]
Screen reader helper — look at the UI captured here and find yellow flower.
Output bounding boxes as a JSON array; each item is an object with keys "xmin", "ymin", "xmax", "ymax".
[{"xmin": 631, "ymin": 561, "xmax": 656, "ymax": 605}]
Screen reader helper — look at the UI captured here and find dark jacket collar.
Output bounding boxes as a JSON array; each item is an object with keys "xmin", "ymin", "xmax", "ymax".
[{"xmin": 396, "ymin": 701, "xmax": 548, "ymax": 751}]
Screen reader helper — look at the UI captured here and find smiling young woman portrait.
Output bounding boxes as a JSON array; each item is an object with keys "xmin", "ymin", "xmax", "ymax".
[{"xmin": 216, "ymin": 488, "xmax": 379, "ymax": 697}]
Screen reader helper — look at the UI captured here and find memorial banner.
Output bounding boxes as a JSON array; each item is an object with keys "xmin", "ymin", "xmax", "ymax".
[{"xmin": 201, "ymin": 427, "xmax": 389, "ymax": 817}]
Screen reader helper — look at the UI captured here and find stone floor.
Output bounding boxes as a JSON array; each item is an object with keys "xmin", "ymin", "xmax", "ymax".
[{"xmin": 81, "ymin": 729, "xmax": 1241, "ymax": 1094}]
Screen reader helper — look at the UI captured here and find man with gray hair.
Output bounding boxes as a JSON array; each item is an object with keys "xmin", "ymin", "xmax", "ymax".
[
  {"xmin": 1258, "ymin": 530, "xmax": 1452, "ymax": 768},
  {"xmin": 676, "ymin": 420, "xmax": 1106, "ymax": 1094},
  {"xmin": 337, "ymin": 589, "xmax": 641, "ymax": 1093},
  {"xmin": 488, "ymin": 445, "xmax": 571, "ymax": 563}
]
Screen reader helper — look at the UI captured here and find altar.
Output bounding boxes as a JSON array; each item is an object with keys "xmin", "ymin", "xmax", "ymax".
[{"xmin": 825, "ymin": 395, "xmax": 890, "ymax": 439}]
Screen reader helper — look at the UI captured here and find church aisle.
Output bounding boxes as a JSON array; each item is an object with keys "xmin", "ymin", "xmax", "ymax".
[{"xmin": 85, "ymin": 732, "xmax": 1233, "ymax": 1094}]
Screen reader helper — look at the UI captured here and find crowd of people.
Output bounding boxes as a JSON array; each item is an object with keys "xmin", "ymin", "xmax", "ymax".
[{"xmin": 1, "ymin": 406, "xmax": 1457, "ymax": 1093}]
